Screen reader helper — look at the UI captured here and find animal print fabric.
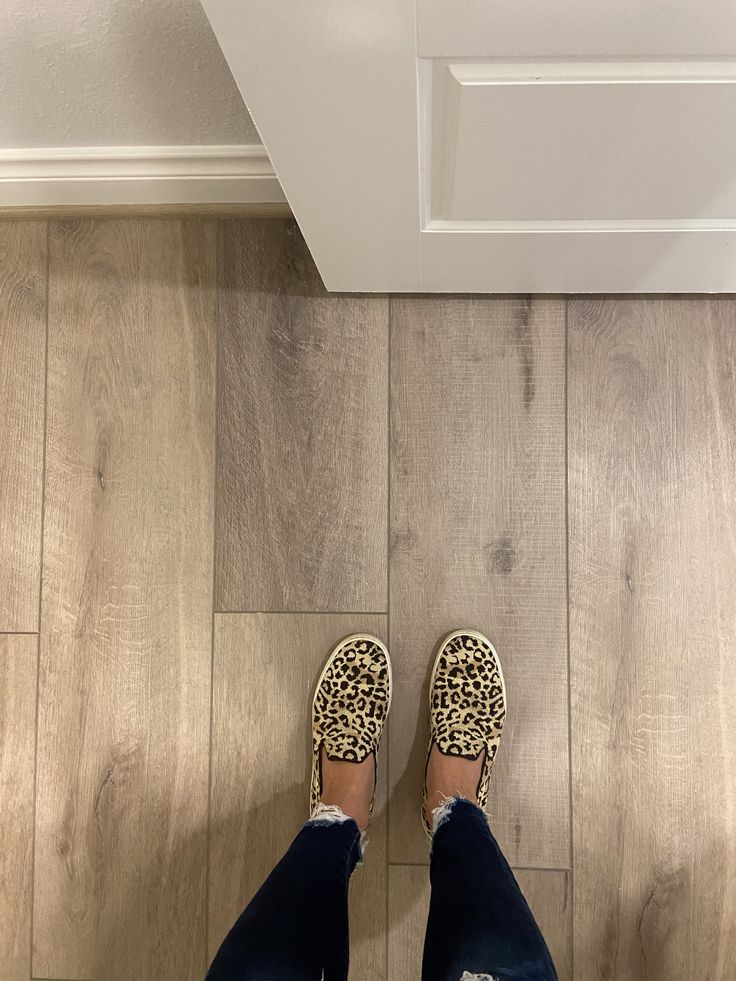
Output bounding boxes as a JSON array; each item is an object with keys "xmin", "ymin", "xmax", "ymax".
[
  {"xmin": 423, "ymin": 631, "xmax": 506, "ymax": 837},
  {"xmin": 310, "ymin": 635, "xmax": 391, "ymax": 815}
]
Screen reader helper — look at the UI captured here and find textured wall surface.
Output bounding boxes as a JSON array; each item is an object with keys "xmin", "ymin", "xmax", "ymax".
[{"xmin": 0, "ymin": 0, "xmax": 260, "ymax": 147}]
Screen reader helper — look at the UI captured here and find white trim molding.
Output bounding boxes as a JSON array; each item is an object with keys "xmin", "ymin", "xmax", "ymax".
[{"xmin": 0, "ymin": 145, "xmax": 286, "ymax": 207}]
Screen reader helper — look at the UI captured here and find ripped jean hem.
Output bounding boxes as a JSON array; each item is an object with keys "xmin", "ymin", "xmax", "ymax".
[
  {"xmin": 305, "ymin": 802, "xmax": 366, "ymax": 863},
  {"xmin": 431, "ymin": 795, "xmax": 488, "ymax": 834}
]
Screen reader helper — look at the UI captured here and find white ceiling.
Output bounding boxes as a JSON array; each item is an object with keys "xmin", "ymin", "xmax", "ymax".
[{"xmin": 0, "ymin": 0, "xmax": 260, "ymax": 148}]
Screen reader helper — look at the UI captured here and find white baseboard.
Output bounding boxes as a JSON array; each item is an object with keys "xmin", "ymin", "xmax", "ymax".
[{"xmin": 0, "ymin": 145, "xmax": 286, "ymax": 207}]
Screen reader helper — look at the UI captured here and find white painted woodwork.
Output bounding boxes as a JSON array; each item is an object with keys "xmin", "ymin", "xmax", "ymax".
[
  {"xmin": 201, "ymin": 0, "xmax": 736, "ymax": 292},
  {"xmin": 200, "ymin": 0, "xmax": 420, "ymax": 291},
  {"xmin": 430, "ymin": 63, "xmax": 736, "ymax": 221},
  {"xmin": 0, "ymin": 145, "xmax": 284, "ymax": 207},
  {"xmin": 417, "ymin": 0, "xmax": 736, "ymax": 58}
]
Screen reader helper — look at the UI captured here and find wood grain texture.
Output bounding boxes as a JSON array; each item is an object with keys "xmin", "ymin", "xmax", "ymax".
[
  {"xmin": 569, "ymin": 297, "xmax": 736, "ymax": 981},
  {"xmin": 0, "ymin": 222, "xmax": 46, "ymax": 630},
  {"xmin": 216, "ymin": 218, "xmax": 388, "ymax": 613},
  {"xmin": 34, "ymin": 220, "xmax": 216, "ymax": 980},
  {"xmin": 0, "ymin": 634, "xmax": 37, "ymax": 981},
  {"xmin": 389, "ymin": 296, "xmax": 569, "ymax": 867},
  {"xmin": 388, "ymin": 864, "xmax": 571, "ymax": 981},
  {"xmin": 209, "ymin": 613, "xmax": 388, "ymax": 980},
  {"xmin": 0, "ymin": 203, "xmax": 291, "ymax": 220}
]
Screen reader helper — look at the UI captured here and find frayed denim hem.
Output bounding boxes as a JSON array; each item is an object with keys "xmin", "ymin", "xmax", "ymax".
[
  {"xmin": 307, "ymin": 802, "xmax": 354, "ymax": 826},
  {"xmin": 306, "ymin": 802, "xmax": 366, "ymax": 863},
  {"xmin": 431, "ymin": 795, "xmax": 489, "ymax": 834},
  {"xmin": 431, "ymin": 795, "xmax": 461, "ymax": 834}
]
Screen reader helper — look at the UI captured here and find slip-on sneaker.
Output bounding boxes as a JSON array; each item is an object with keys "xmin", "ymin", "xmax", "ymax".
[
  {"xmin": 310, "ymin": 633, "xmax": 392, "ymax": 820},
  {"xmin": 422, "ymin": 629, "xmax": 506, "ymax": 838}
]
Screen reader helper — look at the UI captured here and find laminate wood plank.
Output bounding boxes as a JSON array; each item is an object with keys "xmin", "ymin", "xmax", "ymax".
[
  {"xmin": 0, "ymin": 222, "xmax": 46, "ymax": 631},
  {"xmin": 0, "ymin": 202, "xmax": 291, "ymax": 220},
  {"xmin": 389, "ymin": 296, "xmax": 569, "ymax": 867},
  {"xmin": 0, "ymin": 634, "xmax": 37, "ymax": 981},
  {"xmin": 569, "ymin": 297, "xmax": 736, "ymax": 981},
  {"xmin": 209, "ymin": 613, "xmax": 388, "ymax": 980},
  {"xmin": 34, "ymin": 220, "xmax": 216, "ymax": 980},
  {"xmin": 216, "ymin": 218, "xmax": 388, "ymax": 613},
  {"xmin": 387, "ymin": 864, "xmax": 571, "ymax": 981}
]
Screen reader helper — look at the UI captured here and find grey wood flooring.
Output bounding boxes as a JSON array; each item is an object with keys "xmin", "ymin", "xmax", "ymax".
[{"xmin": 0, "ymin": 218, "xmax": 733, "ymax": 980}]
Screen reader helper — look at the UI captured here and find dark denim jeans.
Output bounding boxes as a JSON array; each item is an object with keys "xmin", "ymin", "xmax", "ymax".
[{"xmin": 206, "ymin": 799, "xmax": 557, "ymax": 981}]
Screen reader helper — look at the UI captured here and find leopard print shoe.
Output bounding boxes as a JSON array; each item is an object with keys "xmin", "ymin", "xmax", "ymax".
[
  {"xmin": 422, "ymin": 629, "xmax": 506, "ymax": 839},
  {"xmin": 310, "ymin": 633, "xmax": 392, "ymax": 820}
]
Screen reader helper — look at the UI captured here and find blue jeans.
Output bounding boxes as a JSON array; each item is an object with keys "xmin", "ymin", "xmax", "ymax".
[{"xmin": 206, "ymin": 799, "xmax": 557, "ymax": 981}]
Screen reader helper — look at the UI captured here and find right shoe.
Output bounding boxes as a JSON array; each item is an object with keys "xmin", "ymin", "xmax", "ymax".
[{"xmin": 421, "ymin": 629, "xmax": 506, "ymax": 839}]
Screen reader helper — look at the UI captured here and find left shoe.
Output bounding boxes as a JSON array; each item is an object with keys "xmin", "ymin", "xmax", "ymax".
[
  {"xmin": 310, "ymin": 633, "xmax": 392, "ymax": 820},
  {"xmin": 422, "ymin": 629, "xmax": 506, "ymax": 839}
]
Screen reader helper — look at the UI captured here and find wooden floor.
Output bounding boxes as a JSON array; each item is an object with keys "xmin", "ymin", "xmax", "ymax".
[{"xmin": 0, "ymin": 218, "xmax": 734, "ymax": 981}]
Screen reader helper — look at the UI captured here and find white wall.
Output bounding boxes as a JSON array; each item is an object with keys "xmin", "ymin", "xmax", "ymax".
[{"xmin": 0, "ymin": 0, "xmax": 260, "ymax": 148}]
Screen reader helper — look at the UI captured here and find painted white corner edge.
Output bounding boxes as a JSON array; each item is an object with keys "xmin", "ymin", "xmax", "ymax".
[{"xmin": 0, "ymin": 145, "xmax": 286, "ymax": 206}]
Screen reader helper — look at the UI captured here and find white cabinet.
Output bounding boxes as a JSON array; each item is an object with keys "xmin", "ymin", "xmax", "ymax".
[{"xmin": 200, "ymin": 0, "xmax": 736, "ymax": 292}]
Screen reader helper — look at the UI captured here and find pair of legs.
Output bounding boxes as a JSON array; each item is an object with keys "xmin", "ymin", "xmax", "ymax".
[
  {"xmin": 207, "ymin": 748, "xmax": 557, "ymax": 980},
  {"xmin": 206, "ymin": 631, "xmax": 557, "ymax": 980}
]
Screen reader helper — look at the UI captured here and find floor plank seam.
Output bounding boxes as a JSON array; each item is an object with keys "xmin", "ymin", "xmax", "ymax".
[
  {"xmin": 385, "ymin": 295, "xmax": 392, "ymax": 979},
  {"xmin": 386, "ymin": 861, "xmax": 573, "ymax": 872},
  {"xmin": 213, "ymin": 610, "xmax": 389, "ymax": 616},
  {"xmin": 563, "ymin": 298, "xmax": 575, "ymax": 981},
  {"xmin": 204, "ymin": 219, "xmax": 223, "ymax": 967},
  {"xmin": 29, "ymin": 219, "xmax": 50, "ymax": 980}
]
